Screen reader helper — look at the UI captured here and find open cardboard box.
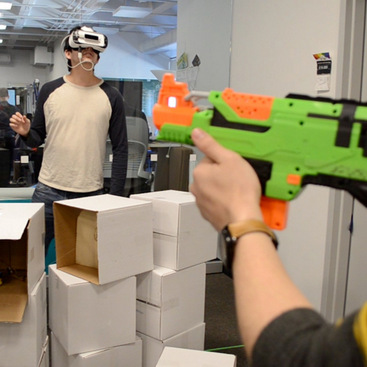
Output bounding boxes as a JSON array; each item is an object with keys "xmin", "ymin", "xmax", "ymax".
[
  {"xmin": 54, "ymin": 194, "xmax": 153, "ymax": 285},
  {"xmin": 0, "ymin": 203, "xmax": 45, "ymax": 323},
  {"xmin": 0, "ymin": 273, "xmax": 47, "ymax": 366}
]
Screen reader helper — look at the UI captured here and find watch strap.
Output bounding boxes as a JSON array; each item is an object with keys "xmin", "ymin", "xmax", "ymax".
[{"xmin": 227, "ymin": 219, "xmax": 278, "ymax": 248}]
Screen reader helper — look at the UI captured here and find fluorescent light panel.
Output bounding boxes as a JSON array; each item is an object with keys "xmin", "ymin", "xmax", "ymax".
[
  {"xmin": 113, "ymin": 6, "xmax": 151, "ymax": 18},
  {"xmin": 0, "ymin": 2, "xmax": 12, "ymax": 10}
]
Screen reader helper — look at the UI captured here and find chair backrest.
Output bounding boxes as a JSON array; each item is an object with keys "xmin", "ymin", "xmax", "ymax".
[
  {"xmin": 126, "ymin": 116, "xmax": 150, "ymax": 180},
  {"xmin": 104, "ymin": 116, "xmax": 150, "ymax": 179},
  {"xmin": 126, "ymin": 116, "xmax": 149, "ymax": 148},
  {"xmin": 126, "ymin": 140, "xmax": 150, "ymax": 180}
]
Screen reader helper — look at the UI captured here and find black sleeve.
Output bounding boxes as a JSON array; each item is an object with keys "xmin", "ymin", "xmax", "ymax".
[
  {"xmin": 102, "ymin": 83, "xmax": 128, "ymax": 196},
  {"xmin": 22, "ymin": 77, "xmax": 64, "ymax": 148},
  {"xmin": 252, "ymin": 308, "xmax": 365, "ymax": 367}
]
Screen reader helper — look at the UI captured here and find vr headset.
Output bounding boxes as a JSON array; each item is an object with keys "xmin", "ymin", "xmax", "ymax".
[{"xmin": 68, "ymin": 26, "xmax": 108, "ymax": 53}]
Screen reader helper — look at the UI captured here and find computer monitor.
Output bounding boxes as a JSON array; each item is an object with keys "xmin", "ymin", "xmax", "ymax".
[{"xmin": 7, "ymin": 89, "xmax": 16, "ymax": 106}]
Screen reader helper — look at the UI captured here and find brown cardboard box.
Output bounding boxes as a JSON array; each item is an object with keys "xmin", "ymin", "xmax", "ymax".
[
  {"xmin": 53, "ymin": 194, "xmax": 153, "ymax": 284},
  {"xmin": 0, "ymin": 203, "xmax": 45, "ymax": 322}
]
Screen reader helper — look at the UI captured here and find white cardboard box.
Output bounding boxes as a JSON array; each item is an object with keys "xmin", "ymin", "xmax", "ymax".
[
  {"xmin": 137, "ymin": 323, "xmax": 205, "ymax": 367},
  {"xmin": 51, "ymin": 332, "xmax": 143, "ymax": 367},
  {"xmin": 156, "ymin": 346, "xmax": 237, "ymax": 367},
  {"xmin": 38, "ymin": 335, "xmax": 50, "ymax": 367},
  {"xmin": 136, "ymin": 263, "xmax": 205, "ymax": 340},
  {"xmin": 0, "ymin": 272, "xmax": 47, "ymax": 367},
  {"xmin": 48, "ymin": 264, "xmax": 136, "ymax": 355},
  {"xmin": 53, "ymin": 194, "xmax": 153, "ymax": 284},
  {"xmin": 0, "ymin": 202, "xmax": 45, "ymax": 322},
  {"xmin": 131, "ymin": 190, "xmax": 217, "ymax": 270}
]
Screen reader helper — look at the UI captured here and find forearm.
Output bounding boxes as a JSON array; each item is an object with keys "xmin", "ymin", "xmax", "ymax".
[
  {"xmin": 232, "ymin": 232, "xmax": 313, "ymax": 358},
  {"xmin": 21, "ymin": 128, "xmax": 44, "ymax": 147},
  {"xmin": 110, "ymin": 150, "xmax": 127, "ymax": 196}
]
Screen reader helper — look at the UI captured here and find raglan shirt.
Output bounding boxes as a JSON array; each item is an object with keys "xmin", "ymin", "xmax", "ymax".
[
  {"xmin": 23, "ymin": 76, "xmax": 128, "ymax": 195},
  {"xmin": 252, "ymin": 303, "xmax": 367, "ymax": 367},
  {"xmin": 0, "ymin": 101, "xmax": 19, "ymax": 137}
]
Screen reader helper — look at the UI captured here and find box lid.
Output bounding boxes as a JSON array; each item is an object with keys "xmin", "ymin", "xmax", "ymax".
[
  {"xmin": 131, "ymin": 190, "xmax": 195, "ymax": 205},
  {"xmin": 131, "ymin": 190, "xmax": 196, "ymax": 236},
  {"xmin": 156, "ymin": 347, "xmax": 236, "ymax": 366},
  {"xmin": 0, "ymin": 203, "xmax": 44, "ymax": 240},
  {"xmin": 54, "ymin": 194, "xmax": 148, "ymax": 212}
]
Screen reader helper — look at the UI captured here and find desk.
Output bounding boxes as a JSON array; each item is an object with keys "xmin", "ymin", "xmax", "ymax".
[
  {"xmin": 0, "ymin": 187, "xmax": 35, "ymax": 201},
  {"xmin": 149, "ymin": 141, "xmax": 182, "ymax": 149}
]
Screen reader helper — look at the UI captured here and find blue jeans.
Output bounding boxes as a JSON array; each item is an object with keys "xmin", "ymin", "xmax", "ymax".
[{"xmin": 32, "ymin": 182, "xmax": 104, "ymax": 255}]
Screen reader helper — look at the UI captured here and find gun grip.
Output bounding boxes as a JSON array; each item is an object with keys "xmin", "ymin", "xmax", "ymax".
[{"xmin": 260, "ymin": 196, "xmax": 289, "ymax": 230}]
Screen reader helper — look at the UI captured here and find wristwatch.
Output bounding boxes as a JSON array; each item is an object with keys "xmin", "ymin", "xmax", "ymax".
[{"xmin": 220, "ymin": 219, "xmax": 278, "ymax": 277}]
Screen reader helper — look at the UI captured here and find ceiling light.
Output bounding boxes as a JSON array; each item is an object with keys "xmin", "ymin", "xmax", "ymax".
[
  {"xmin": 113, "ymin": 6, "xmax": 152, "ymax": 18},
  {"xmin": 0, "ymin": 2, "xmax": 12, "ymax": 10},
  {"xmin": 0, "ymin": 39, "xmax": 3, "ymax": 44},
  {"xmin": 0, "ymin": 24, "xmax": 6, "ymax": 30}
]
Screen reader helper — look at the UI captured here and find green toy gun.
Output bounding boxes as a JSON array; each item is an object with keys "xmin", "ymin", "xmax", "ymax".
[{"xmin": 153, "ymin": 73, "xmax": 367, "ymax": 230}]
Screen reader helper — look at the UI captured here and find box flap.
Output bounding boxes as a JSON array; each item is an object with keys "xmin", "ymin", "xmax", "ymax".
[
  {"xmin": 157, "ymin": 347, "xmax": 236, "ymax": 367},
  {"xmin": 131, "ymin": 190, "xmax": 195, "ymax": 236},
  {"xmin": 49, "ymin": 264, "xmax": 88, "ymax": 285},
  {"xmin": 132, "ymin": 190, "xmax": 195, "ymax": 205},
  {"xmin": 0, "ymin": 203, "xmax": 43, "ymax": 240},
  {"xmin": 0, "ymin": 278, "xmax": 28, "ymax": 322},
  {"xmin": 54, "ymin": 194, "xmax": 147, "ymax": 212},
  {"xmin": 58, "ymin": 264, "xmax": 99, "ymax": 285}
]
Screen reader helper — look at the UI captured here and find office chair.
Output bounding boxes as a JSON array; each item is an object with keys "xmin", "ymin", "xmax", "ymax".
[
  {"xmin": 103, "ymin": 116, "xmax": 153, "ymax": 196},
  {"xmin": 125, "ymin": 116, "xmax": 153, "ymax": 196}
]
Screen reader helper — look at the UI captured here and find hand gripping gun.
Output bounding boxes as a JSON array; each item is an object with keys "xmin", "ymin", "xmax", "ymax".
[{"xmin": 153, "ymin": 73, "xmax": 367, "ymax": 230}]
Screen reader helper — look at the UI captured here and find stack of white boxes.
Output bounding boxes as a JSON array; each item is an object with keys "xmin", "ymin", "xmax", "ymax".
[
  {"xmin": 131, "ymin": 190, "xmax": 218, "ymax": 367},
  {"xmin": 0, "ymin": 203, "xmax": 49, "ymax": 367},
  {"xmin": 48, "ymin": 194, "xmax": 154, "ymax": 366}
]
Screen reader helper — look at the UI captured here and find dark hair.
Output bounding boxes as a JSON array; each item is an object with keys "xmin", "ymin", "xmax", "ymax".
[{"xmin": 64, "ymin": 25, "xmax": 100, "ymax": 71}]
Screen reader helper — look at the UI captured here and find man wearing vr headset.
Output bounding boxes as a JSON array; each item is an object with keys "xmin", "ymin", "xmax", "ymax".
[{"xmin": 10, "ymin": 26, "xmax": 128, "ymax": 255}]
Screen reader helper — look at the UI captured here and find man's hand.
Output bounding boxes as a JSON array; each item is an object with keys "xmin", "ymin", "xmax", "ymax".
[
  {"xmin": 9, "ymin": 112, "xmax": 31, "ymax": 137},
  {"xmin": 190, "ymin": 128, "xmax": 263, "ymax": 231}
]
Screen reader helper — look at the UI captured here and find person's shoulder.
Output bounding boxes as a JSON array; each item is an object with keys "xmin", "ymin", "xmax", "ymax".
[
  {"xmin": 100, "ymin": 81, "xmax": 121, "ymax": 95},
  {"xmin": 41, "ymin": 77, "xmax": 65, "ymax": 93},
  {"xmin": 99, "ymin": 82, "xmax": 124, "ymax": 106},
  {"xmin": 37, "ymin": 77, "xmax": 66, "ymax": 103}
]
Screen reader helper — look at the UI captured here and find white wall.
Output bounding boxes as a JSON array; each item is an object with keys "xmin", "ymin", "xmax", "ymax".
[
  {"xmin": 230, "ymin": 0, "xmax": 343, "ymax": 97},
  {"xmin": 230, "ymin": 0, "xmax": 351, "ymax": 317},
  {"xmin": 0, "ymin": 49, "xmax": 50, "ymax": 88},
  {"xmin": 177, "ymin": 0, "xmax": 232, "ymax": 92},
  {"xmin": 176, "ymin": 0, "xmax": 233, "ymax": 164},
  {"xmin": 97, "ymin": 33, "xmax": 170, "ymax": 80}
]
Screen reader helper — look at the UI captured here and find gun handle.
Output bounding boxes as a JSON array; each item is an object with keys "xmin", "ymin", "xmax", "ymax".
[{"xmin": 260, "ymin": 196, "xmax": 289, "ymax": 230}]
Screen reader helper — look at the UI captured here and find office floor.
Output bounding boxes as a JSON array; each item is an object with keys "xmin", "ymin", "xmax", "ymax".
[{"xmin": 204, "ymin": 272, "xmax": 248, "ymax": 367}]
